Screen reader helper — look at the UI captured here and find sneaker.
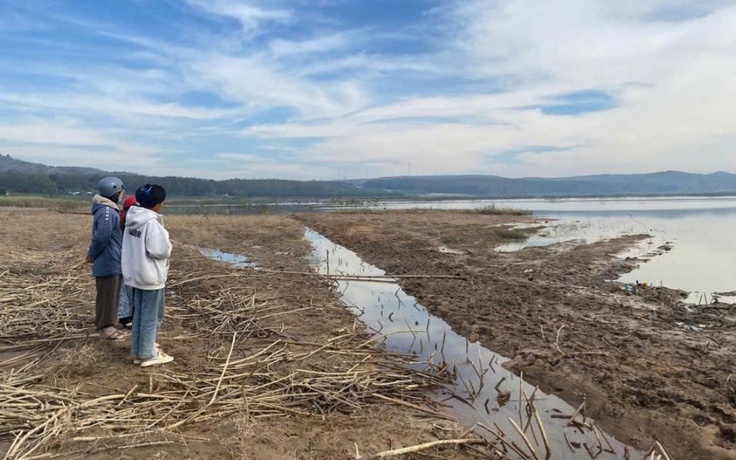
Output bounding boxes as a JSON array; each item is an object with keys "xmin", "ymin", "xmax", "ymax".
[
  {"xmin": 140, "ymin": 351, "xmax": 174, "ymax": 367},
  {"xmin": 132, "ymin": 344, "xmax": 160, "ymax": 364}
]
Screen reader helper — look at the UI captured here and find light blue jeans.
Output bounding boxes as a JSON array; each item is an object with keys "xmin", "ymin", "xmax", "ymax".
[{"xmin": 130, "ymin": 288, "xmax": 165, "ymax": 361}]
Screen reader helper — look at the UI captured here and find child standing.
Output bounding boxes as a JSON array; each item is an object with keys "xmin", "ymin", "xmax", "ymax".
[
  {"xmin": 87, "ymin": 177, "xmax": 126, "ymax": 341},
  {"xmin": 117, "ymin": 196, "xmax": 138, "ymax": 328},
  {"xmin": 121, "ymin": 184, "xmax": 174, "ymax": 367}
]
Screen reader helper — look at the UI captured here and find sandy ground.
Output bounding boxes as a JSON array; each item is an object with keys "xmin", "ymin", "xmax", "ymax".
[
  {"xmin": 298, "ymin": 210, "xmax": 736, "ymax": 460},
  {"xmin": 0, "ymin": 209, "xmax": 489, "ymax": 460}
]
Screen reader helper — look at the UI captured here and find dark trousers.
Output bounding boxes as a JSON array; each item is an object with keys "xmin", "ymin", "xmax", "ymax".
[{"xmin": 95, "ymin": 275, "xmax": 122, "ymax": 330}]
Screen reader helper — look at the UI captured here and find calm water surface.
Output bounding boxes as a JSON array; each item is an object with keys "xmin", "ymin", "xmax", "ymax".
[
  {"xmin": 368, "ymin": 197, "xmax": 736, "ymax": 303},
  {"xmin": 305, "ymin": 230, "xmax": 640, "ymax": 459}
]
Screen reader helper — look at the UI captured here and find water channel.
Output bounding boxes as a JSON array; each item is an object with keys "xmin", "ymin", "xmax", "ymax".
[
  {"xmin": 302, "ymin": 229, "xmax": 646, "ymax": 459},
  {"xmin": 205, "ymin": 231, "xmax": 657, "ymax": 459}
]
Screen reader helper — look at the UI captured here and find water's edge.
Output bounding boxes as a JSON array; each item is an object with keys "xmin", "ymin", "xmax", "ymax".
[
  {"xmin": 200, "ymin": 228, "xmax": 658, "ymax": 459},
  {"xmin": 302, "ymin": 228, "xmax": 647, "ymax": 460}
]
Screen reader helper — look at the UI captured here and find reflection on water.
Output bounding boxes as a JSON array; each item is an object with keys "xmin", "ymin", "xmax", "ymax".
[
  {"xmin": 495, "ymin": 219, "xmax": 660, "ymax": 254},
  {"xmin": 612, "ymin": 210, "xmax": 736, "ymax": 304},
  {"xmin": 305, "ymin": 229, "xmax": 641, "ymax": 460},
  {"xmin": 346, "ymin": 197, "xmax": 736, "ymax": 304},
  {"xmin": 514, "ymin": 209, "xmax": 736, "ymax": 305}
]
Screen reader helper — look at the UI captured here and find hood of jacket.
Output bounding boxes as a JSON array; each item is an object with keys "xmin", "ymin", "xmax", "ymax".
[
  {"xmin": 91, "ymin": 194, "xmax": 120, "ymax": 214},
  {"xmin": 125, "ymin": 205, "xmax": 162, "ymax": 230}
]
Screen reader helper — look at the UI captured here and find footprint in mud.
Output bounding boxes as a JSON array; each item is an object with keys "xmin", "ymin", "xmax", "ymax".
[{"xmin": 720, "ymin": 425, "xmax": 736, "ymax": 446}]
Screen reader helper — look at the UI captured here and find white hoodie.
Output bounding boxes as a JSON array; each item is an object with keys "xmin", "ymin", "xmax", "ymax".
[{"xmin": 122, "ymin": 206, "xmax": 172, "ymax": 290}]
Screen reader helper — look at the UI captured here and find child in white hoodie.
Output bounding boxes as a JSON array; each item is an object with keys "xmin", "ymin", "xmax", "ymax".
[{"xmin": 122, "ymin": 184, "xmax": 174, "ymax": 367}]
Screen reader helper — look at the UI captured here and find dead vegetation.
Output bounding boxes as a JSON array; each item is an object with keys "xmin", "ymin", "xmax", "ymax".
[{"xmin": 0, "ymin": 210, "xmax": 546, "ymax": 460}]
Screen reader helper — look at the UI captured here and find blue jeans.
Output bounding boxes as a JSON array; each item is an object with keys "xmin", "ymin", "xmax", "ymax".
[{"xmin": 130, "ymin": 288, "xmax": 165, "ymax": 361}]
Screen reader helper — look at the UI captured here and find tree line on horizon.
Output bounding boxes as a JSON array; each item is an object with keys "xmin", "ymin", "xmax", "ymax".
[
  {"xmin": 0, "ymin": 170, "xmax": 382, "ymax": 198},
  {"xmin": 0, "ymin": 154, "xmax": 387, "ymax": 198},
  {"xmin": 1, "ymin": 154, "xmax": 735, "ymax": 198}
]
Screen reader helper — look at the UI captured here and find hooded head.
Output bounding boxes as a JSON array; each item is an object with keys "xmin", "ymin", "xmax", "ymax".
[
  {"xmin": 125, "ymin": 205, "xmax": 160, "ymax": 230},
  {"xmin": 122, "ymin": 196, "xmax": 138, "ymax": 211}
]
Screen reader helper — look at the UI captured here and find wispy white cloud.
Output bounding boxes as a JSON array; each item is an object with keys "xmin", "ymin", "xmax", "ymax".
[
  {"xmin": 241, "ymin": 1, "xmax": 736, "ymax": 177},
  {"xmin": 185, "ymin": 54, "xmax": 369, "ymax": 118},
  {"xmin": 183, "ymin": 0, "xmax": 293, "ymax": 36},
  {"xmin": 174, "ymin": 152, "xmax": 335, "ymax": 180},
  {"xmin": 1, "ymin": 0, "xmax": 734, "ymax": 179},
  {"xmin": 0, "ymin": 92, "xmax": 237, "ymax": 121},
  {"xmin": 268, "ymin": 32, "xmax": 353, "ymax": 56},
  {"xmin": 0, "ymin": 121, "xmax": 112, "ymax": 146}
]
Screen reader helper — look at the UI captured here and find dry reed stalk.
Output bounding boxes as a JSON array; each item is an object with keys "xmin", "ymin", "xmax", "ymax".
[
  {"xmin": 508, "ymin": 418, "xmax": 541, "ymax": 460},
  {"xmin": 355, "ymin": 438, "xmax": 487, "ymax": 459},
  {"xmin": 566, "ymin": 398, "xmax": 587, "ymax": 427}
]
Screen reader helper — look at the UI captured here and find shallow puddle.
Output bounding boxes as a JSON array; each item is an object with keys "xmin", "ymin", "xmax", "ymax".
[
  {"xmin": 199, "ymin": 248, "xmax": 259, "ymax": 269},
  {"xmin": 304, "ymin": 229, "xmax": 646, "ymax": 460}
]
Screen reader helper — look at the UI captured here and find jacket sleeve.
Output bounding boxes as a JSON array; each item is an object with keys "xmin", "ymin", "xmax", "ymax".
[
  {"xmin": 87, "ymin": 208, "xmax": 114, "ymax": 259},
  {"xmin": 146, "ymin": 222, "xmax": 173, "ymax": 260}
]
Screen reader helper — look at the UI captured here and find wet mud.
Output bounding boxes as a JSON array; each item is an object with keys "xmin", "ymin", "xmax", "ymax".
[{"xmin": 298, "ymin": 210, "xmax": 736, "ymax": 460}]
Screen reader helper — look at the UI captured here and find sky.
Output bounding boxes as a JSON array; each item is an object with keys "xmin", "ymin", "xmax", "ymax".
[{"xmin": 0, "ymin": 0, "xmax": 735, "ymax": 180}]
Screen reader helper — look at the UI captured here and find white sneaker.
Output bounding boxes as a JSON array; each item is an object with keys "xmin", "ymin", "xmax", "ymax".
[
  {"xmin": 132, "ymin": 343, "xmax": 160, "ymax": 364},
  {"xmin": 140, "ymin": 351, "xmax": 174, "ymax": 367}
]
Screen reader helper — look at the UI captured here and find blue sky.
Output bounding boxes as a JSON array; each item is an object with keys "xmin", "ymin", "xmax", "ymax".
[{"xmin": 1, "ymin": 0, "xmax": 735, "ymax": 179}]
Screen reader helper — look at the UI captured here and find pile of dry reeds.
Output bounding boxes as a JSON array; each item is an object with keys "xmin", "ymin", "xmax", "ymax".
[{"xmin": 0, "ymin": 272, "xmax": 91, "ymax": 351}]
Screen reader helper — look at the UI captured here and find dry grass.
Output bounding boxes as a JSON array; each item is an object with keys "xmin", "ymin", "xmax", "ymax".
[
  {"xmin": 0, "ymin": 196, "xmax": 87, "ymax": 212},
  {"xmin": 1, "ymin": 210, "xmax": 528, "ymax": 460},
  {"xmin": 0, "ymin": 248, "xmax": 456, "ymax": 459}
]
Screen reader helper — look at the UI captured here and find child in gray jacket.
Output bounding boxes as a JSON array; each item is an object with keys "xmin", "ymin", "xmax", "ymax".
[{"xmin": 86, "ymin": 177, "xmax": 126, "ymax": 341}]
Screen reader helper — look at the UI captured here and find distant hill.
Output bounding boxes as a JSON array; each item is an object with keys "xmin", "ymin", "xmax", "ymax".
[
  {"xmin": 1, "ymin": 154, "xmax": 734, "ymax": 198},
  {"xmin": 0, "ymin": 154, "xmax": 382, "ymax": 198},
  {"xmin": 0, "ymin": 154, "xmax": 103, "ymax": 175},
  {"xmin": 358, "ymin": 171, "xmax": 736, "ymax": 198}
]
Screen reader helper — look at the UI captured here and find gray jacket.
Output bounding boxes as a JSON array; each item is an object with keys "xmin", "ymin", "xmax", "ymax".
[{"xmin": 87, "ymin": 195, "xmax": 122, "ymax": 277}]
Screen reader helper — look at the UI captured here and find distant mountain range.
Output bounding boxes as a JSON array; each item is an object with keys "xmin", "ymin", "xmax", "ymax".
[
  {"xmin": 352, "ymin": 171, "xmax": 736, "ymax": 198},
  {"xmin": 1, "ymin": 154, "xmax": 735, "ymax": 198}
]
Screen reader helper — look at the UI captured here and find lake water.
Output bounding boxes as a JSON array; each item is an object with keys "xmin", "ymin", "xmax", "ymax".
[{"xmin": 358, "ymin": 196, "xmax": 736, "ymax": 305}]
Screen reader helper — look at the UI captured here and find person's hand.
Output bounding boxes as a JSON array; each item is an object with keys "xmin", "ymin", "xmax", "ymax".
[{"xmin": 85, "ymin": 256, "xmax": 94, "ymax": 264}]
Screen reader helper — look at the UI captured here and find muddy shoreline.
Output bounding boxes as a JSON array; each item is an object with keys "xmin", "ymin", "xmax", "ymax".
[{"xmin": 298, "ymin": 210, "xmax": 736, "ymax": 460}]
